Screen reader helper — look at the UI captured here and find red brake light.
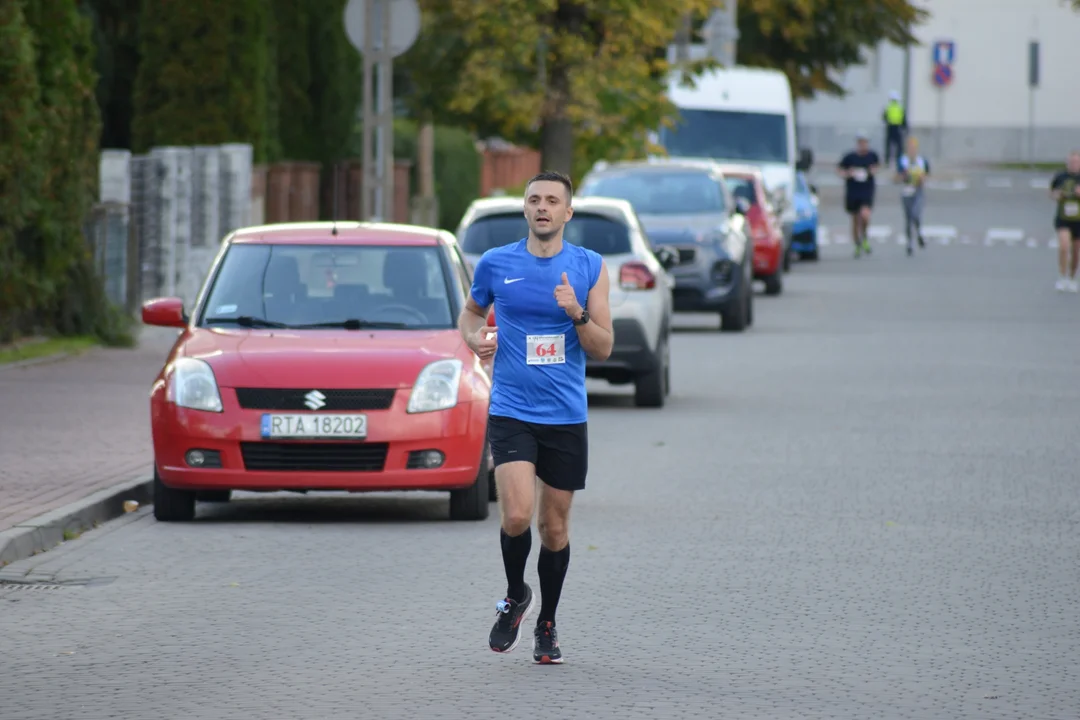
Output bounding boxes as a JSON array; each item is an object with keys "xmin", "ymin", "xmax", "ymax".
[{"xmin": 619, "ymin": 261, "xmax": 656, "ymax": 290}]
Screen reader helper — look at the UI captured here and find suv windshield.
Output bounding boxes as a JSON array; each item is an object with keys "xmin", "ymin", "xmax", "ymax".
[
  {"xmin": 660, "ymin": 109, "xmax": 789, "ymax": 164},
  {"xmin": 461, "ymin": 211, "xmax": 632, "ymax": 255},
  {"xmin": 198, "ymin": 243, "xmax": 454, "ymax": 329},
  {"xmin": 581, "ymin": 171, "xmax": 726, "ymax": 215}
]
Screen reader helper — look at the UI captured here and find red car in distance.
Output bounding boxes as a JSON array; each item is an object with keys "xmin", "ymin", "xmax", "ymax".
[
  {"xmin": 718, "ymin": 165, "xmax": 785, "ymax": 296},
  {"xmin": 141, "ymin": 222, "xmax": 493, "ymax": 522}
]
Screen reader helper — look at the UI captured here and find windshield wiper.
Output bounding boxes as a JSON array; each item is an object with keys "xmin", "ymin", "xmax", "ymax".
[
  {"xmin": 205, "ymin": 315, "xmax": 290, "ymax": 328},
  {"xmin": 290, "ymin": 319, "xmax": 409, "ymax": 330}
]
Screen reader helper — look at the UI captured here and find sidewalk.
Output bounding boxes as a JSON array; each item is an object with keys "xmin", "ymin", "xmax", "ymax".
[{"xmin": 0, "ymin": 327, "xmax": 178, "ymax": 565}]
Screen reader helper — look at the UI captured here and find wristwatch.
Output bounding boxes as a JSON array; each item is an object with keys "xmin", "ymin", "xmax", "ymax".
[{"xmin": 574, "ymin": 309, "xmax": 590, "ymax": 326}]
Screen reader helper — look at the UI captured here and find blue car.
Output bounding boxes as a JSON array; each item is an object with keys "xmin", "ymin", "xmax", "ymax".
[{"xmin": 789, "ymin": 171, "xmax": 820, "ymax": 261}]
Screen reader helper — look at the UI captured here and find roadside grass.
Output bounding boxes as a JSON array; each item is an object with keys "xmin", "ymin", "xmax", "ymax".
[{"xmin": 0, "ymin": 336, "xmax": 98, "ymax": 365}]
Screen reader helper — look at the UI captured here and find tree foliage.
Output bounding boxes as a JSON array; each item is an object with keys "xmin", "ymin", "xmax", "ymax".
[
  {"xmin": 83, "ymin": 0, "xmax": 141, "ymax": 149},
  {"xmin": 407, "ymin": 0, "xmax": 717, "ymax": 178},
  {"xmin": 131, "ymin": 0, "xmax": 278, "ymax": 162},
  {"xmin": 734, "ymin": 0, "xmax": 928, "ymax": 98}
]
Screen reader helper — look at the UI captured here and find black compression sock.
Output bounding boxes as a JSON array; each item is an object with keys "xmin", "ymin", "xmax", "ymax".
[
  {"xmin": 500, "ymin": 527, "xmax": 531, "ymax": 602},
  {"xmin": 537, "ymin": 543, "xmax": 570, "ymax": 625}
]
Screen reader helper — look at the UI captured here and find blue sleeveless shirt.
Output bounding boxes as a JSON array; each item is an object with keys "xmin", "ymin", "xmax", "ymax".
[{"xmin": 469, "ymin": 238, "xmax": 603, "ymax": 425}]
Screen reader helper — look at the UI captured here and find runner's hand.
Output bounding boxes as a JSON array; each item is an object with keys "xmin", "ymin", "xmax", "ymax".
[
  {"xmin": 555, "ymin": 272, "xmax": 582, "ymax": 320},
  {"xmin": 471, "ymin": 325, "xmax": 498, "ymax": 360}
]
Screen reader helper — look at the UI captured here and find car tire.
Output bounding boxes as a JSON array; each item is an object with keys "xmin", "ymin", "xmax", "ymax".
[
  {"xmin": 720, "ymin": 279, "xmax": 749, "ymax": 333},
  {"xmin": 450, "ymin": 440, "xmax": 492, "ymax": 521},
  {"xmin": 633, "ymin": 335, "xmax": 668, "ymax": 408},
  {"xmin": 153, "ymin": 467, "xmax": 196, "ymax": 522},
  {"xmin": 197, "ymin": 490, "xmax": 231, "ymax": 503},
  {"xmin": 763, "ymin": 267, "xmax": 783, "ymax": 296},
  {"xmin": 782, "ymin": 247, "xmax": 792, "ymax": 272},
  {"xmin": 800, "ymin": 249, "xmax": 819, "ymax": 261}
]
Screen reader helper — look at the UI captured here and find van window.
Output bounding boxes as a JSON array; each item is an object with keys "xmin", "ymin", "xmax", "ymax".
[
  {"xmin": 462, "ymin": 212, "xmax": 632, "ymax": 255},
  {"xmin": 661, "ymin": 109, "xmax": 789, "ymax": 164}
]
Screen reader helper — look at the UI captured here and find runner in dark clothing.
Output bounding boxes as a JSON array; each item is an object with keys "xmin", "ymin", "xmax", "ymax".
[
  {"xmin": 837, "ymin": 132, "xmax": 881, "ymax": 258},
  {"xmin": 1051, "ymin": 151, "xmax": 1080, "ymax": 292}
]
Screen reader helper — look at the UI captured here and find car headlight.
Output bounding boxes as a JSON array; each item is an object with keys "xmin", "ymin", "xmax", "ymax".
[
  {"xmin": 407, "ymin": 359, "xmax": 463, "ymax": 413},
  {"xmin": 167, "ymin": 357, "xmax": 223, "ymax": 413}
]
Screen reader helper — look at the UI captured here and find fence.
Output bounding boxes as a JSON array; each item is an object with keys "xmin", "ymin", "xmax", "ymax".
[{"xmin": 479, "ymin": 145, "xmax": 542, "ymax": 197}]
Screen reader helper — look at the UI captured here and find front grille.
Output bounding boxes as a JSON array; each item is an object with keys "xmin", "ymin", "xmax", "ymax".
[
  {"xmin": 240, "ymin": 442, "xmax": 389, "ymax": 472},
  {"xmin": 234, "ymin": 388, "xmax": 395, "ymax": 411}
]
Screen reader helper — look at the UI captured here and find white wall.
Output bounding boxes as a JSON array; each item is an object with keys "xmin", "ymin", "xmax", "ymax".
[{"xmin": 796, "ymin": 0, "xmax": 1080, "ymax": 163}]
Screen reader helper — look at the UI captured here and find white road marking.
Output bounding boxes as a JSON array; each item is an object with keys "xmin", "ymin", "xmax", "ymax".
[
  {"xmin": 984, "ymin": 228, "xmax": 1025, "ymax": 246},
  {"xmin": 817, "ymin": 227, "xmax": 831, "ymax": 246},
  {"xmin": 926, "ymin": 179, "xmax": 969, "ymax": 191},
  {"xmin": 1049, "ymin": 238, "xmax": 1059, "ymax": 249},
  {"xmin": 921, "ymin": 225, "xmax": 958, "ymax": 241},
  {"xmin": 868, "ymin": 225, "xmax": 892, "ymax": 243},
  {"xmin": 1026, "ymin": 238, "xmax": 1039, "ymax": 248},
  {"xmin": 986, "ymin": 177, "xmax": 1013, "ymax": 189},
  {"xmin": 1030, "ymin": 177, "xmax": 1049, "ymax": 190}
]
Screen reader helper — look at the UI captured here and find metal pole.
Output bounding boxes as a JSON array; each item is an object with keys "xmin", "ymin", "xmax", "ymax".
[
  {"xmin": 361, "ymin": 0, "xmax": 375, "ymax": 220},
  {"xmin": 371, "ymin": 0, "xmax": 385, "ymax": 222},
  {"xmin": 379, "ymin": 1, "xmax": 394, "ymax": 223}
]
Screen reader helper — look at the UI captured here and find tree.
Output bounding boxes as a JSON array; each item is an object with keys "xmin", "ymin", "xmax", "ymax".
[
  {"xmin": 131, "ymin": 0, "xmax": 278, "ymax": 162},
  {"xmin": 733, "ymin": 0, "xmax": 928, "ymax": 98},
  {"xmin": 424, "ymin": 0, "xmax": 717, "ymax": 177},
  {"xmin": 83, "ymin": 0, "xmax": 142, "ymax": 149}
]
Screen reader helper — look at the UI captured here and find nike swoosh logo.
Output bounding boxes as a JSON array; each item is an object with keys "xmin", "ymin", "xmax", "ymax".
[{"xmin": 504, "ymin": 277, "xmax": 524, "ymax": 284}]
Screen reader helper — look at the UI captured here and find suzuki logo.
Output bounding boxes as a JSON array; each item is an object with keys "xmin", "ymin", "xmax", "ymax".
[{"xmin": 303, "ymin": 390, "xmax": 326, "ymax": 410}]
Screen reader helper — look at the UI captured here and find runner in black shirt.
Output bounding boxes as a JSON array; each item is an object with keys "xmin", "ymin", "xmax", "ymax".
[
  {"xmin": 837, "ymin": 132, "xmax": 881, "ymax": 258},
  {"xmin": 1051, "ymin": 151, "xmax": 1080, "ymax": 292}
]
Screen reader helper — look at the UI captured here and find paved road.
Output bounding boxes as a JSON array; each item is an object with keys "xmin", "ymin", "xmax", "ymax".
[{"xmin": 2, "ymin": 201, "xmax": 1079, "ymax": 718}]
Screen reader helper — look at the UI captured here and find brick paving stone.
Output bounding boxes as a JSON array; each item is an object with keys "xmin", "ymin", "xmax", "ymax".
[{"xmin": 0, "ymin": 329, "xmax": 177, "ymax": 533}]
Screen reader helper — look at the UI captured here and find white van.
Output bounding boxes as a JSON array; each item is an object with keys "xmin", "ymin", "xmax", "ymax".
[{"xmin": 654, "ymin": 66, "xmax": 813, "ymax": 267}]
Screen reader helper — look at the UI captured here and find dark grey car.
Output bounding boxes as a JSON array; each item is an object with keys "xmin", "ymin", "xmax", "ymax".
[{"xmin": 578, "ymin": 159, "xmax": 754, "ymax": 332}]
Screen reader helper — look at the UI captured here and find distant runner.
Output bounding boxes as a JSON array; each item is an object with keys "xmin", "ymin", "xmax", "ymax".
[
  {"xmin": 896, "ymin": 136, "xmax": 930, "ymax": 256},
  {"xmin": 838, "ymin": 132, "xmax": 881, "ymax": 258},
  {"xmin": 1051, "ymin": 150, "xmax": 1080, "ymax": 292}
]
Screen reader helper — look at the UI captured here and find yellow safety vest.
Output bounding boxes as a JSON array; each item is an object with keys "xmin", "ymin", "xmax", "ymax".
[{"xmin": 886, "ymin": 102, "xmax": 904, "ymax": 126}]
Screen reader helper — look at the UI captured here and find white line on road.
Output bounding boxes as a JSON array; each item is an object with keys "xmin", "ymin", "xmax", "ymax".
[
  {"xmin": 1026, "ymin": 238, "xmax": 1039, "ymax": 248},
  {"xmin": 1030, "ymin": 177, "xmax": 1049, "ymax": 190},
  {"xmin": 868, "ymin": 226, "xmax": 892, "ymax": 242},
  {"xmin": 1049, "ymin": 238, "xmax": 1059, "ymax": 249},
  {"xmin": 926, "ymin": 179, "xmax": 969, "ymax": 191},
  {"xmin": 986, "ymin": 177, "xmax": 1013, "ymax": 189},
  {"xmin": 984, "ymin": 228, "xmax": 1025, "ymax": 246},
  {"xmin": 921, "ymin": 225, "xmax": 958, "ymax": 240}
]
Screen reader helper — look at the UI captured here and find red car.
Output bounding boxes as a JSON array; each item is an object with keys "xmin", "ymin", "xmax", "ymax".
[
  {"xmin": 719, "ymin": 165, "xmax": 785, "ymax": 296},
  {"xmin": 140, "ymin": 221, "xmax": 494, "ymax": 522}
]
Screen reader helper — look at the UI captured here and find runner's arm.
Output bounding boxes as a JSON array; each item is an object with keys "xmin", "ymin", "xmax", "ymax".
[
  {"xmin": 459, "ymin": 298, "xmax": 490, "ymax": 353},
  {"xmin": 572, "ymin": 262, "xmax": 613, "ymax": 361}
]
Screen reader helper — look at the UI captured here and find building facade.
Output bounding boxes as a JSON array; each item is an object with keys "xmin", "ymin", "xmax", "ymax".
[{"xmin": 795, "ymin": 0, "xmax": 1080, "ymax": 164}]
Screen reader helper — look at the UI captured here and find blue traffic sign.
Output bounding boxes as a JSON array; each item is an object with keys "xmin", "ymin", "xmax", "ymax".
[
  {"xmin": 933, "ymin": 40, "xmax": 955, "ymax": 66},
  {"xmin": 932, "ymin": 62, "xmax": 953, "ymax": 88}
]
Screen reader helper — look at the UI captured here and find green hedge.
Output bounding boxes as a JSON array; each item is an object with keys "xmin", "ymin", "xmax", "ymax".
[{"xmin": 0, "ymin": 0, "xmax": 130, "ymax": 346}]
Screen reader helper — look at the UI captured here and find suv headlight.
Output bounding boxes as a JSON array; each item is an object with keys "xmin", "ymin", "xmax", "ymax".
[
  {"xmin": 407, "ymin": 359, "xmax": 463, "ymax": 413},
  {"xmin": 167, "ymin": 357, "xmax": 223, "ymax": 412}
]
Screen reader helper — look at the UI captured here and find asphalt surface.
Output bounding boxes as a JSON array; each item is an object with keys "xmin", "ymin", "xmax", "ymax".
[{"xmin": 2, "ymin": 180, "xmax": 1079, "ymax": 719}]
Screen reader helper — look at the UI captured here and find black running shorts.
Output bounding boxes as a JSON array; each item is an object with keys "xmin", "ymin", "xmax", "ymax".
[
  {"xmin": 487, "ymin": 414, "xmax": 588, "ymax": 492},
  {"xmin": 845, "ymin": 194, "xmax": 874, "ymax": 214},
  {"xmin": 1054, "ymin": 218, "xmax": 1080, "ymax": 239}
]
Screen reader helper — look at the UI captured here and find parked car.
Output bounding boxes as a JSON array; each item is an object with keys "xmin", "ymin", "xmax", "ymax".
[
  {"xmin": 456, "ymin": 195, "xmax": 676, "ymax": 408},
  {"xmin": 141, "ymin": 221, "xmax": 494, "ymax": 522},
  {"xmin": 578, "ymin": 159, "xmax": 753, "ymax": 332},
  {"xmin": 789, "ymin": 170, "xmax": 821, "ymax": 261},
  {"xmin": 717, "ymin": 164, "xmax": 785, "ymax": 296}
]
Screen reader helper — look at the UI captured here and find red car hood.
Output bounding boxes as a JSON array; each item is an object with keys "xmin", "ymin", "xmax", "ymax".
[{"xmin": 178, "ymin": 328, "xmax": 464, "ymax": 388}]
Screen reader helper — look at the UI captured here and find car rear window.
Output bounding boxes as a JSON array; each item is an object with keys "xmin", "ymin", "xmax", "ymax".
[
  {"xmin": 462, "ymin": 212, "xmax": 632, "ymax": 255},
  {"xmin": 198, "ymin": 243, "xmax": 454, "ymax": 329},
  {"xmin": 580, "ymin": 170, "xmax": 727, "ymax": 215},
  {"xmin": 724, "ymin": 177, "xmax": 758, "ymax": 206}
]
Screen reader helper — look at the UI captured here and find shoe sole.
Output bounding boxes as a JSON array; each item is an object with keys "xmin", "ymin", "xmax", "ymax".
[
  {"xmin": 489, "ymin": 591, "xmax": 535, "ymax": 654},
  {"xmin": 534, "ymin": 651, "xmax": 564, "ymax": 665}
]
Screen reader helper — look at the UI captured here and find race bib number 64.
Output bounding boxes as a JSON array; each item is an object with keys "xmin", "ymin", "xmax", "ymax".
[{"xmin": 527, "ymin": 334, "xmax": 566, "ymax": 365}]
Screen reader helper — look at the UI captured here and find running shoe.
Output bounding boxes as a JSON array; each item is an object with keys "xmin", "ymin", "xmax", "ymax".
[
  {"xmin": 861, "ymin": 238, "xmax": 873, "ymax": 254},
  {"xmin": 489, "ymin": 584, "xmax": 535, "ymax": 653},
  {"xmin": 533, "ymin": 621, "xmax": 563, "ymax": 664}
]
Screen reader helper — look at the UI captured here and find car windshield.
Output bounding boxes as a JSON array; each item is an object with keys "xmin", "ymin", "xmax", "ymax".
[
  {"xmin": 198, "ymin": 243, "xmax": 455, "ymax": 329},
  {"xmin": 660, "ymin": 109, "xmax": 789, "ymax": 164},
  {"xmin": 724, "ymin": 177, "xmax": 758, "ymax": 207},
  {"xmin": 581, "ymin": 171, "xmax": 726, "ymax": 215},
  {"xmin": 461, "ymin": 211, "xmax": 632, "ymax": 255}
]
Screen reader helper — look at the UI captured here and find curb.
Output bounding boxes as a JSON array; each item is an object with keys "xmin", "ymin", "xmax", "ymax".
[
  {"xmin": 0, "ymin": 349, "xmax": 96, "ymax": 373},
  {"xmin": 0, "ymin": 475, "xmax": 152, "ymax": 568}
]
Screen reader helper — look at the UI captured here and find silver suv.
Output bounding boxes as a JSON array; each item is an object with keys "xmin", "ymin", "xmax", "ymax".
[{"xmin": 456, "ymin": 195, "xmax": 676, "ymax": 408}]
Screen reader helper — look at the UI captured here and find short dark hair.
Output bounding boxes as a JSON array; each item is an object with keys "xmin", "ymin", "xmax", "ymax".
[{"xmin": 525, "ymin": 170, "xmax": 573, "ymax": 203}]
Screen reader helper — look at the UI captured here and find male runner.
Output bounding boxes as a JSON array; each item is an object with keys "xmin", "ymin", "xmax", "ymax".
[
  {"xmin": 458, "ymin": 170, "xmax": 613, "ymax": 664},
  {"xmin": 838, "ymin": 132, "xmax": 881, "ymax": 258},
  {"xmin": 1050, "ymin": 151, "xmax": 1080, "ymax": 292},
  {"xmin": 896, "ymin": 136, "xmax": 930, "ymax": 256}
]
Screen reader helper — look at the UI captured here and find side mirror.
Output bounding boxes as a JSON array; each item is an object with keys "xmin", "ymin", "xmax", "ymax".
[
  {"xmin": 796, "ymin": 147, "xmax": 814, "ymax": 171},
  {"xmin": 142, "ymin": 297, "xmax": 188, "ymax": 328},
  {"xmin": 654, "ymin": 246, "xmax": 678, "ymax": 270}
]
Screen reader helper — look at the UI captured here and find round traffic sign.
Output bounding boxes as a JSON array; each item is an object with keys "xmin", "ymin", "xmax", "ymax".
[
  {"xmin": 343, "ymin": 0, "xmax": 421, "ymax": 58},
  {"xmin": 932, "ymin": 63, "xmax": 953, "ymax": 87}
]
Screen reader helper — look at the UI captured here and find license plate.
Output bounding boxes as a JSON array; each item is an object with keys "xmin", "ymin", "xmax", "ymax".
[{"xmin": 260, "ymin": 413, "xmax": 367, "ymax": 439}]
